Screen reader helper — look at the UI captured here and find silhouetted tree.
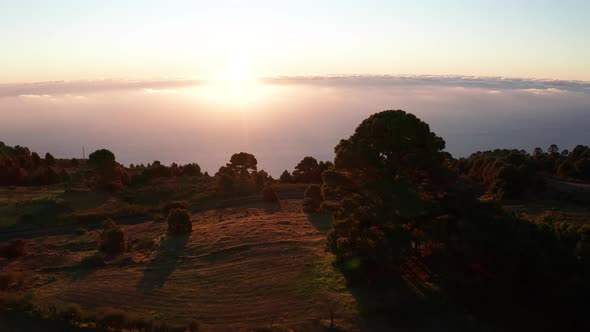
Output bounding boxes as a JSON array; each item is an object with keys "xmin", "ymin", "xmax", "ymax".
[
  {"xmin": 325, "ymin": 110, "xmax": 446, "ymax": 276},
  {"xmin": 167, "ymin": 208, "xmax": 192, "ymax": 234},
  {"xmin": 181, "ymin": 163, "xmax": 201, "ymax": 176},
  {"xmin": 303, "ymin": 184, "xmax": 323, "ymax": 212},
  {"xmin": 293, "ymin": 156, "xmax": 319, "ymax": 182},
  {"xmin": 279, "ymin": 170, "xmax": 293, "ymax": 183},
  {"xmin": 44, "ymin": 152, "xmax": 55, "ymax": 166},
  {"xmin": 262, "ymin": 185, "xmax": 279, "ymax": 203},
  {"xmin": 227, "ymin": 152, "xmax": 257, "ymax": 176},
  {"xmin": 30, "ymin": 152, "xmax": 41, "ymax": 168},
  {"xmin": 548, "ymin": 144, "xmax": 559, "ymax": 155},
  {"xmin": 88, "ymin": 149, "xmax": 116, "ymax": 170},
  {"xmin": 98, "ymin": 219, "xmax": 126, "ymax": 257}
]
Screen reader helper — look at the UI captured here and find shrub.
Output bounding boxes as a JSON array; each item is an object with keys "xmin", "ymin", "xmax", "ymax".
[
  {"xmin": 262, "ymin": 185, "xmax": 279, "ymax": 203},
  {"xmin": 0, "ymin": 272, "xmax": 26, "ymax": 290},
  {"xmin": 0, "ymin": 239, "xmax": 26, "ymax": 259},
  {"xmin": 98, "ymin": 220, "xmax": 126, "ymax": 256},
  {"xmin": 98, "ymin": 307, "xmax": 129, "ymax": 330},
  {"xmin": 303, "ymin": 184, "xmax": 323, "ymax": 212},
  {"xmin": 58, "ymin": 303, "xmax": 82, "ymax": 322},
  {"xmin": 162, "ymin": 201, "xmax": 187, "ymax": 215},
  {"xmin": 167, "ymin": 208, "xmax": 192, "ymax": 234}
]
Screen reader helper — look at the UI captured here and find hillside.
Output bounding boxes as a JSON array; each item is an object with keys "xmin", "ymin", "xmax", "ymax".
[{"xmin": 1, "ymin": 197, "xmax": 360, "ymax": 331}]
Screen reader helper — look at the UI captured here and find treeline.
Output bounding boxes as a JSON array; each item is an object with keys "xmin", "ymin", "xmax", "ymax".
[
  {"xmin": 0, "ymin": 142, "xmax": 70, "ymax": 186},
  {"xmin": 451, "ymin": 144, "xmax": 590, "ymax": 199}
]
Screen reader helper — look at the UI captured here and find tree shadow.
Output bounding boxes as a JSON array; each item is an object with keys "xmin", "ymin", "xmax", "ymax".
[
  {"xmin": 137, "ymin": 234, "xmax": 189, "ymax": 292},
  {"xmin": 307, "ymin": 212, "xmax": 332, "ymax": 234},
  {"xmin": 342, "ymin": 265, "xmax": 488, "ymax": 332}
]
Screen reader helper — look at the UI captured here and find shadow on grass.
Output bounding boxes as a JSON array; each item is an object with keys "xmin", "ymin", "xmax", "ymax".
[
  {"xmin": 0, "ymin": 311, "xmax": 96, "ymax": 332},
  {"xmin": 340, "ymin": 262, "xmax": 487, "ymax": 332},
  {"xmin": 307, "ymin": 212, "xmax": 332, "ymax": 234},
  {"xmin": 138, "ymin": 234, "xmax": 189, "ymax": 292}
]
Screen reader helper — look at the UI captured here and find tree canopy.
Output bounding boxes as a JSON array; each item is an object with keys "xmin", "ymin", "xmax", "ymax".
[{"xmin": 227, "ymin": 152, "xmax": 257, "ymax": 176}]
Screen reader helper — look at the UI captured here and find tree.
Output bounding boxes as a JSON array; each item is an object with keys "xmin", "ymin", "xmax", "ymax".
[
  {"xmin": 227, "ymin": 152, "xmax": 257, "ymax": 176},
  {"xmin": 324, "ymin": 110, "xmax": 447, "ymax": 276},
  {"xmin": 181, "ymin": 163, "xmax": 201, "ymax": 176},
  {"xmin": 533, "ymin": 147, "xmax": 544, "ymax": 158},
  {"xmin": 293, "ymin": 156, "xmax": 319, "ymax": 182},
  {"xmin": 574, "ymin": 158, "xmax": 590, "ymax": 180},
  {"xmin": 167, "ymin": 209, "xmax": 192, "ymax": 234},
  {"xmin": 45, "ymin": 152, "xmax": 55, "ymax": 166},
  {"xmin": 255, "ymin": 169, "xmax": 271, "ymax": 190},
  {"xmin": 31, "ymin": 152, "xmax": 41, "ymax": 168},
  {"xmin": 279, "ymin": 170, "xmax": 293, "ymax": 183},
  {"xmin": 88, "ymin": 149, "xmax": 116, "ymax": 170},
  {"xmin": 98, "ymin": 219, "xmax": 126, "ymax": 256},
  {"xmin": 303, "ymin": 184, "xmax": 323, "ymax": 212},
  {"xmin": 547, "ymin": 144, "xmax": 559, "ymax": 155},
  {"xmin": 262, "ymin": 185, "xmax": 280, "ymax": 203}
]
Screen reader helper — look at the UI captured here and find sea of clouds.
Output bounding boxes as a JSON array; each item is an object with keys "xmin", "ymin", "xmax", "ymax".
[{"xmin": 1, "ymin": 75, "xmax": 589, "ymax": 176}]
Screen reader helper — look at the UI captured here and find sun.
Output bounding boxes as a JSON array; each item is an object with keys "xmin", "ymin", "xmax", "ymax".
[
  {"xmin": 219, "ymin": 57, "xmax": 254, "ymax": 82},
  {"xmin": 187, "ymin": 58, "xmax": 275, "ymax": 107}
]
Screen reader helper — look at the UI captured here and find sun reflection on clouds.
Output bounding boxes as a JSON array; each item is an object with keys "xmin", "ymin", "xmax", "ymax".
[{"xmin": 185, "ymin": 79, "xmax": 278, "ymax": 108}]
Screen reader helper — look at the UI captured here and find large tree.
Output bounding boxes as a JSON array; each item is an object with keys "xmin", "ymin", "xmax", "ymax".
[{"xmin": 324, "ymin": 110, "xmax": 448, "ymax": 277}]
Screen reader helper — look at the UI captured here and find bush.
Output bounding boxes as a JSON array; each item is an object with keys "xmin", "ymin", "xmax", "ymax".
[
  {"xmin": 0, "ymin": 272, "xmax": 26, "ymax": 290},
  {"xmin": 0, "ymin": 239, "xmax": 26, "ymax": 259},
  {"xmin": 162, "ymin": 201, "xmax": 187, "ymax": 215},
  {"xmin": 262, "ymin": 185, "xmax": 279, "ymax": 203},
  {"xmin": 98, "ymin": 220, "xmax": 126, "ymax": 256},
  {"xmin": 303, "ymin": 184, "xmax": 323, "ymax": 212},
  {"xmin": 57, "ymin": 303, "xmax": 82, "ymax": 322},
  {"xmin": 98, "ymin": 307, "xmax": 129, "ymax": 330},
  {"xmin": 167, "ymin": 208, "xmax": 192, "ymax": 234}
]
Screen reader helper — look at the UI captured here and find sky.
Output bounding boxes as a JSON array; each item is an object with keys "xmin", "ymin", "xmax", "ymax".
[
  {"xmin": 1, "ymin": 0, "xmax": 590, "ymax": 82},
  {"xmin": 1, "ymin": 1, "xmax": 589, "ymax": 175}
]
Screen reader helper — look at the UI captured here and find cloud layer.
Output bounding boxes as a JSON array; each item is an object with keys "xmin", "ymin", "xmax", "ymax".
[
  {"xmin": 1, "ymin": 75, "xmax": 589, "ymax": 98},
  {"xmin": 1, "ymin": 75, "xmax": 589, "ymax": 176}
]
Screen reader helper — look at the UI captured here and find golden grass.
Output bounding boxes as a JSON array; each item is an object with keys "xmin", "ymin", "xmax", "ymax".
[{"xmin": 3, "ymin": 199, "xmax": 359, "ymax": 331}]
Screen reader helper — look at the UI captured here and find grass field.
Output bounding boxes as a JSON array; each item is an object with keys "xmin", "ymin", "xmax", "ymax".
[{"xmin": 1, "ymin": 198, "xmax": 360, "ymax": 331}]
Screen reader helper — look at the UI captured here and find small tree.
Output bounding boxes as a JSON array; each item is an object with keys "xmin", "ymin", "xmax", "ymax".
[
  {"xmin": 262, "ymin": 185, "xmax": 280, "ymax": 203},
  {"xmin": 45, "ymin": 152, "xmax": 56, "ymax": 166},
  {"xmin": 88, "ymin": 149, "xmax": 116, "ymax": 170},
  {"xmin": 303, "ymin": 184, "xmax": 323, "ymax": 212},
  {"xmin": 98, "ymin": 219, "xmax": 126, "ymax": 256},
  {"xmin": 547, "ymin": 144, "xmax": 559, "ymax": 155},
  {"xmin": 167, "ymin": 208, "xmax": 192, "ymax": 234},
  {"xmin": 31, "ymin": 152, "xmax": 41, "ymax": 168},
  {"xmin": 279, "ymin": 170, "xmax": 293, "ymax": 183},
  {"xmin": 293, "ymin": 156, "xmax": 319, "ymax": 182}
]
